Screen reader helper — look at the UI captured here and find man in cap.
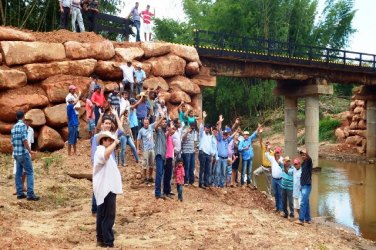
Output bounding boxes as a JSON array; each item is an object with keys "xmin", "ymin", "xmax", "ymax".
[
  {"xmin": 11, "ymin": 110, "xmax": 39, "ymax": 201},
  {"xmin": 66, "ymin": 84, "xmax": 81, "ymax": 136},
  {"xmin": 253, "ymin": 127, "xmax": 272, "ymax": 192},
  {"xmin": 292, "ymin": 158, "xmax": 302, "ymax": 217},
  {"xmin": 108, "ymin": 88, "xmax": 121, "ymax": 116},
  {"xmin": 119, "ymin": 61, "xmax": 136, "ymax": 97},
  {"xmin": 198, "ymin": 111, "xmax": 212, "ymax": 188},
  {"xmin": 181, "ymin": 122, "xmax": 196, "ymax": 185},
  {"xmin": 134, "ymin": 63, "xmax": 146, "ymax": 95},
  {"xmin": 67, "ymin": 92, "xmax": 81, "ymax": 156},
  {"xmin": 281, "ymin": 156, "xmax": 294, "ymax": 219},
  {"xmin": 136, "ymin": 91, "xmax": 151, "ymax": 130},
  {"xmin": 265, "ymin": 145, "xmax": 283, "ymax": 213}
]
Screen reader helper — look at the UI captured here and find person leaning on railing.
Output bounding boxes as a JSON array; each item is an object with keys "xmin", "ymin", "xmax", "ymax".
[{"xmin": 82, "ymin": 0, "xmax": 99, "ymax": 32}]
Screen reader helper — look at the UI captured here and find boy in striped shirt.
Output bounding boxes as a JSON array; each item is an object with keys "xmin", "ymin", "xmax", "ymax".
[
  {"xmin": 141, "ymin": 5, "xmax": 155, "ymax": 41},
  {"xmin": 281, "ymin": 156, "xmax": 294, "ymax": 219}
]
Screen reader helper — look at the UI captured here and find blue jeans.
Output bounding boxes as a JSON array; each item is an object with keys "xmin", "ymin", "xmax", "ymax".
[
  {"xmin": 198, "ymin": 151, "xmax": 211, "ymax": 186},
  {"xmin": 299, "ymin": 184, "xmax": 312, "ymax": 222},
  {"xmin": 155, "ymin": 155, "xmax": 164, "ymax": 197},
  {"xmin": 241, "ymin": 159, "xmax": 253, "ymax": 185},
  {"xmin": 120, "ymin": 135, "xmax": 139, "ymax": 165},
  {"xmin": 134, "ymin": 20, "xmax": 141, "ymax": 41},
  {"xmin": 215, "ymin": 158, "xmax": 227, "ymax": 187},
  {"xmin": 68, "ymin": 125, "xmax": 78, "ymax": 145},
  {"xmin": 272, "ymin": 178, "xmax": 283, "ymax": 211},
  {"xmin": 92, "ymin": 193, "xmax": 97, "ymax": 214},
  {"xmin": 282, "ymin": 188, "xmax": 294, "ymax": 217},
  {"xmin": 177, "ymin": 184, "xmax": 183, "ymax": 201},
  {"xmin": 14, "ymin": 153, "xmax": 35, "ymax": 197},
  {"xmin": 182, "ymin": 153, "xmax": 195, "ymax": 184},
  {"xmin": 94, "ymin": 105, "xmax": 101, "ymax": 126}
]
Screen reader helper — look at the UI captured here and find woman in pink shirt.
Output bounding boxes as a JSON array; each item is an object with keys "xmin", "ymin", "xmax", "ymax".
[
  {"xmin": 175, "ymin": 158, "xmax": 185, "ymax": 202},
  {"xmin": 91, "ymin": 85, "xmax": 105, "ymax": 126},
  {"xmin": 163, "ymin": 125, "xmax": 175, "ymax": 198}
]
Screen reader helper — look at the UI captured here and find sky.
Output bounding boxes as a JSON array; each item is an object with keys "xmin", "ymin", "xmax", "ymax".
[{"xmin": 121, "ymin": 0, "xmax": 376, "ymax": 54}]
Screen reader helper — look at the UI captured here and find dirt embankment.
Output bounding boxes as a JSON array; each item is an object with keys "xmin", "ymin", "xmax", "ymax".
[{"xmin": 0, "ymin": 140, "xmax": 375, "ymax": 249}]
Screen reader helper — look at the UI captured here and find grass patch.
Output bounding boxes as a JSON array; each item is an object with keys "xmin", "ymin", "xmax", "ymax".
[
  {"xmin": 42, "ymin": 155, "xmax": 63, "ymax": 173},
  {"xmin": 46, "ymin": 185, "xmax": 69, "ymax": 207},
  {"xmin": 319, "ymin": 117, "xmax": 341, "ymax": 142}
]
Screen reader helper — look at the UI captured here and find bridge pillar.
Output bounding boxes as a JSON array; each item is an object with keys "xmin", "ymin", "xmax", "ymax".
[
  {"xmin": 284, "ymin": 97, "xmax": 298, "ymax": 158},
  {"xmin": 305, "ymin": 95, "xmax": 320, "ymax": 167},
  {"xmin": 367, "ymin": 100, "xmax": 376, "ymax": 158}
]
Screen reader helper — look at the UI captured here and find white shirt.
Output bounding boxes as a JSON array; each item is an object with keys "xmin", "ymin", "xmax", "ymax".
[
  {"xmin": 156, "ymin": 105, "xmax": 169, "ymax": 119},
  {"xmin": 120, "ymin": 98, "xmax": 130, "ymax": 116},
  {"xmin": 93, "ymin": 145, "xmax": 123, "ymax": 206},
  {"xmin": 265, "ymin": 152, "xmax": 283, "ymax": 179},
  {"xmin": 65, "ymin": 93, "xmax": 81, "ymax": 115},
  {"xmin": 172, "ymin": 127, "xmax": 183, "ymax": 153},
  {"xmin": 27, "ymin": 126, "xmax": 34, "ymax": 146},
  {"xmin": 119, "ymin": 64, "xmax": 135, "ymax": 83}
]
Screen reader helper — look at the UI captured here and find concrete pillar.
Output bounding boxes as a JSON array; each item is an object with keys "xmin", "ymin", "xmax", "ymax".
[
  {"xmin": 284, "ymin": 96, "xmax": 298, "ymax": 158},
  {"xmin": 367, "ymin": 100, "xmax": 376, "ymax": 158},
  {"xmin": 305, "ymin": 95, "xmax": 319, "ymax": 167}
]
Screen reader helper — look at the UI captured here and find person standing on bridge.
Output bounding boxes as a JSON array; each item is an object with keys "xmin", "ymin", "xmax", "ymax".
[
  {"xmin": 129, "ymin": 2, "xmax": 141, "ymax": 42},
  {"xmin": 59, "ymin": 0, "xmax": 71, "ymax": 30},
  {"xmin": 71, "ymin": 0, "xmax": 85, "ymax": 32},
  {"xmin": 140, "ymin": 4, "xmax": 155, "ymax": 41},
  {"xmin": 83, "ymin": 0, "xmax": 99, "ymax": 32}
]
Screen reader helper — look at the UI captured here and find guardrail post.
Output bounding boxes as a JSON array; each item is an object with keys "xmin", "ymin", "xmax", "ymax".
[
  {"xmin": 359, "ymin": 53, "xmax": 362, "ymax": 67},
  {"xmin": 373, "ymin": 55, "xmax": 376, "ymax": 71},
  {"xmin": 309, "ymin": 47, "xmax": 313, "ymax": 63},
  {"xmin": 326, "ymin": 49, "xmax": 329, "ymax": 64},
  {"xmin": 343, "ymin": 51, "xmax": 346, "ymax": 65}
]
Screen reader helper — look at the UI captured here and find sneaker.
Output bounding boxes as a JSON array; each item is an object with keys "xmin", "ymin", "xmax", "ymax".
[
  {"xmin": 168, "ymin": 192, "xmax": 175, "ymax": 196},
  {"xmin": 144, "ymin": 178, "xmax": 149, "ymax": 184},
  {"xmin": 27, "ymin": 195, "xmax": 40, "ymax": 201},
  {"xmin": 305, "ymin": 220, "xmax": 311, "ymax": 224},
  {"xmin": 184, "ymin": 183, "xmax": 189, "ymax": 186},
  {"xmin": 199, "ymin": 184, "xmax": 206, "ymax": 189},
  {"xmin": 165, "ymin": 194, "xmax": 174, "ymax": 199},
  {"xmin": 155, "ymin": 195, "xmax": 166, "ymax": 200},
  {"xmin": 17, "ymin": 194, "xmax": 26, "ymax": 199},
  {"xmin": 148, "ymin": 178, "xmax": 154, "ymax": 183},
  {"xmin": 294, "ymin": 220, "xmax": 304, "ymax": 226}
]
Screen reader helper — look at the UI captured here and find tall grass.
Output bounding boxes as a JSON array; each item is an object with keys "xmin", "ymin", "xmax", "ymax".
[{"xmin": 319, "ymin": 117, "xmax": 341, "ymax": 142}]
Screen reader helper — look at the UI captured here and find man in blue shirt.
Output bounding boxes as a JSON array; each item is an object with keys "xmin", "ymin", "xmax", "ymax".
[
  {"xmin": 67, "ymin": 92, "xmax": 81, "ymax": 156},
  {"xmin": 11, "ymin": 110, "xmax": 39, "ymax": 201},
  {"xmin": 136, "ymin": 92, "xmax": 151, "ymax": 130},
  {"xmin": 129, "ymin": 2, "xmax": 141, "ymax": 41},
  {"xmin": 238, "ymin": 125, "xmax": 261, "ymax": 188},
  {"xmin": 134, "ymin": 64, "xmax": 146, "ymax": 95}
]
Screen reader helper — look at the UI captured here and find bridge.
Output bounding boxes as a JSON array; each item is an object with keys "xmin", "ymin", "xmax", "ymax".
[{"xmin": 192, "ymin": 30, "xmax": 376, "ymax": 165}]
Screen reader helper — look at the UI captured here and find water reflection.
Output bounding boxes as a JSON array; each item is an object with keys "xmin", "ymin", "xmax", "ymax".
[{"xmin": 252, "ymin": 146, "xmax": 376, "ymax": 241}]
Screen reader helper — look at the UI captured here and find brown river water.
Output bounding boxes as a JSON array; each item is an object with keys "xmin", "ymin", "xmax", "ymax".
[{"xmin": 251, "ymin": 146, "xmax": 376, "ymax": 241}]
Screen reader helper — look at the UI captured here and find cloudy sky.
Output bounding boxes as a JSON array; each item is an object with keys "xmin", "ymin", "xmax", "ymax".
[{"xmin": 121, "ymin": 0, "xmax": 376, "ymax": 54}]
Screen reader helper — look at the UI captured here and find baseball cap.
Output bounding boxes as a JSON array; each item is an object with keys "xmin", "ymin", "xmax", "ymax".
[
  {"xmin": 69, "ymin": 85, "xmax": 77, "ymax": 90},
  {"xmin": 283, "ymin": 156, "xmax": 291, "ymax": 162},
  {"xmin": 275, "ymin": 147, "xmax": 282, "ymax": 154},
  {"xmin": 223, "ymin": 127, "xmax": 232, "ymax": 134},
  {"xmin": 293, "ymin": 158, "xmax": 300, "ymax": 165},
  {"xmin": 243, "ymin": 131, "xmax": 250, "ymax": 135}
]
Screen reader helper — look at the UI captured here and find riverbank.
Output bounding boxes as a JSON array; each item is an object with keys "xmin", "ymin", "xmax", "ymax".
[{"xmin": 0, "ymin": 139, "xmax": 375, "ymax": 249}]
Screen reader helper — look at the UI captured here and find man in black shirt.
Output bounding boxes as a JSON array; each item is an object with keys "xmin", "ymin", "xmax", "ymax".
[{"xmin": 296, "ymin": 148, "xmax": 312, "ymax": 225}]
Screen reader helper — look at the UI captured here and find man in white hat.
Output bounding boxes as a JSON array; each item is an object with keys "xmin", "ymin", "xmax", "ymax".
[
  {"xmin": 66, "ymin": 84, "xmax": 81, "ymax": 136},
  {"xmin": 119, "ymin": 61, "xmax": 136, "ymax": 97},
  {"xmin": 134, "ymin": 63, "xmax": 146, "ymax": 96}
]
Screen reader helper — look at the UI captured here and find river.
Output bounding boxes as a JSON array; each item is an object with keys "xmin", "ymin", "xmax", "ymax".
[{"xmin": 252, "ymin": 146, "xmax": 376, "ymax": 241}]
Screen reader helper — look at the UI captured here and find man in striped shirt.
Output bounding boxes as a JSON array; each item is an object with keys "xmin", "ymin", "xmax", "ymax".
[
  {"xmin": 141, "ymin": 5, "xmax": 155, "ymax": 41},
  {"xmin": 281, "ymin": 156, "xmax": 294, "ymax": 219}
]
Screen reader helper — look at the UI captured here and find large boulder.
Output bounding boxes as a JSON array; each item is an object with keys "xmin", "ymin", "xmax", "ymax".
[
  {"xmin": 191, "ymin": 74, "xmax": 217, "ymax": 87},
  {"xmin": 335, "ymin": 128, "xmax": 345, "ymax": 140},
  {"xmin": 25, "ymin": 109, "xmax": 46, "ymax": 127},
  {"xmin": 166, "ymin": 103, "xmax": 179, "ymax": 120},
  {"xmin": 353, "ymin": 106, "xmax": 364, "ymax": 114},
  {"xmin": 141, "ymin": 42, "xmax": 171, "ymax": 58},
  {"xmin": 64, "ymin": 40, "xmax": 115, "ymax": 60},
  {"xmin": 132, "ymin": 61, "xmax": 152, "ymax": 76},
  {"xmin": 345, "ymin": 135, "xmax": 363, "ymax": 146},
  {"xmin": 190, "ymin": 94, "xmax": 202, "ymax": 118},
  {"xmin": 0, "ymin": 121, "xmax": 13, "ymax": 134},
  {"xmin": 37, "ymin": 126, "xmax": 64, "ymax": 151},
  {"xmin": 59, "ymin": 127, "xmax": 69, "ymax": 142},
  {"xmin": 158, "ymin": 91, "xmax": 171, "ymax": 102},
  {"xmin": 114, "ymin": 47, "xmax": 144, "ymax": 62},
  {"xmin": 0, "ymin": 27, "xmax": 35, "ymax": 41},
  {"xmin": 94, "ymin": 61, "xmax": 123, "ymax": 80},
  {"xmin": 41, "ymin": 75, "xmax": 91, "ymax": 103},
  {"xmin": 23, "ymin": 59, "xmax": 97, "ymax": 81},
  {"xmin": 146, "ymin": 54, "xmax": 186, "ymax": 77},
  {"xmin": 167, "ymin": 76, "xmax": 200, "ymax": 95},
  {"xmin": 170, "ymin": 44, "xmax": 200, "ymax": 63},
  {"xmin": 0, "ymin": 69, "xmax": 27, "ymax": 90},
  {"xmin": 185, "ymin": 62, "xmax": 200, "ymax": 76},
  {"xmin": 358, "ymin": 119, "xmax": 366, "ymax": 130},
  {"xmin": 79, "ymin": 119, "xmax": 90, "ymax": 139},
  {"xmin": 0, "ymin": 85, "xmax": 49, "ymax": 122},
  {"xmin": 143, "ymin": 77, "xmax": 169, "ymax": 91},
  {"xmin": 1, "ymin": 41, "xmax": 66, "ymax": 66},
  {"xmin": 169, "ymin": 90, "xmax": 191, "ymax": 104},
  {"xmin": 0, "ymin": 134, "xmax": 12, "ymax": 153},
  {"xmin": 104, "ymin": 82, "xmax": 119, "ymax": 92},
  {"xmin": 44, "ymin": 104, "xmax": 68, "ymax": 127}
]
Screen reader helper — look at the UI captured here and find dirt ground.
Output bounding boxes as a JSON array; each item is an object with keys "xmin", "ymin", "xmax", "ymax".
[{"xmin": 0, "ymin": 139, "xmax": 375, "ymax": 250}]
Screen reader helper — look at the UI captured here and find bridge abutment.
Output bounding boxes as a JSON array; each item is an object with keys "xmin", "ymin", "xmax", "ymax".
[{"xmin": 367, "ymin": 100, "xmax": 376, "ymax": 158}]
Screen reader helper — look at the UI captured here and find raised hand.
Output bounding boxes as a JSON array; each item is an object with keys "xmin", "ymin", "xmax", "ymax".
[
  {"xmin": 235, "ymin": 117, "xmax": 240, "ymax": 124},
  {"xmin": 203, "ymin": 111, "xmax": 207, "ymax": 118},
  {"xmin": 219, "ymin": 114, "xmax": 224, "ymax": 123}
]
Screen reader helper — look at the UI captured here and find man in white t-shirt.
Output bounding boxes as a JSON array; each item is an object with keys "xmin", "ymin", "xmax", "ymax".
[
  {"xmin": 119, "ymin": 91, "xmax": 130, "ymax": 116},
  {"xmin": 119, "ymin": 61, "xmax": 135, "ymax": 97}
]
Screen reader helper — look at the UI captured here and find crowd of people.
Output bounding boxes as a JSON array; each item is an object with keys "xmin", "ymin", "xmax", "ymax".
[{"xmin": 10, "ymin": 68, "xmax": 313, "ymax": 248}]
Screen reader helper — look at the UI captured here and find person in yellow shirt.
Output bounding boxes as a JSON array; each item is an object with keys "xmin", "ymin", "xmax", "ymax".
[{"xmin": 252, "ymin": 128, "xmax": 273, "ymax": 193}]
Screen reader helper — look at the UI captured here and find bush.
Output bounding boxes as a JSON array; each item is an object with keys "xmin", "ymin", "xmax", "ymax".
[{"xmin": 319, "ymin": 117, "xmax": 341, "ymax": 142}]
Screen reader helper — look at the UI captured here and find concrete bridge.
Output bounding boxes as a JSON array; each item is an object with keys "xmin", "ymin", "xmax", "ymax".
[{"xmin": 194, "ymin": 30, "xmax": 376, "ymax": 166}]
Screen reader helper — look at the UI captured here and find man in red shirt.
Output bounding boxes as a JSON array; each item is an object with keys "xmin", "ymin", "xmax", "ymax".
[{"xmin": 140, "ymin": 5, "xmax": 155, "ymax": 41}]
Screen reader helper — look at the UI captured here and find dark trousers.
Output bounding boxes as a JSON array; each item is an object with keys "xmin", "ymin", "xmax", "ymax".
[
  {"xmin": 87, "ymin": 11, "xmax": 97, "ymax": 32},
  {"xmin": 131, "ymin": 126, "xmax": 138, "ymax": 142},
  {"xmin": 177, "ymin": 184, "xmax": 183, "ymax": 201},
  {"xmin": 137, "ymin": 118, "xmax": 145, "ymax": 131},
  {"xmin": 60, "ymin": 7, "xmax": 70, "ymax": 29},
  {"xmin": 96, "ymin": 192, "xmax": 116, "ymax": 247},
  {"xmin": 282, "ymin": 188, "xmax": 294, "ymax": 217},
  {"xmin": 92, "ymin": 193, "xmax": 97, "ymax": 214},
  {"xmin": 155, "ymin": 155, "xmax": 164, "ymax": 197},
  {"xmin": 94, "ymin": 106, "xmax": 101, "ymax": 126},
  {"xmin": 182, "ymin": 152, "xmax": 195, "ymax": 184},
  {"xmin": 134, "ymin": 20, "xmax": 141, "ymax": 41},
  {"xmin": 198, "ymin": 151, "xmax": 211, "ymax": 186},
  {"xmin": 163, "ymin": 158, "xmax": 173, "ymax": 195}
]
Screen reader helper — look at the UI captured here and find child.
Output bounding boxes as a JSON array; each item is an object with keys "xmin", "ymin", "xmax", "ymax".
[
  {"xmin": 227, "ymin": 155, "xmax": 238, "ymax": 187},
  {"xmin": 293, "ymin": 158, "xmax": 302, "ymax": 217},
  {"xmin": 93, "ymin": 130, "xmax": 122, "ymax": 248},
  {"xmin": 175, "ymin": 158, "xmax": 185, "ymax": 202}
]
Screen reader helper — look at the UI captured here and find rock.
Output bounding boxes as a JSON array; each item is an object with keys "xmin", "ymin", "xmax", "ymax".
[
  {"xmin": 37, "ymin": 126, "xmax": 64, "ymax": 151},
  {"xmin": 79, "ymin": 120, "xmax": 90, "ymax": 139},
  {"xmin": 167, "ymin": 76, "xmax": 201, "ymax": 95},
  {"xmin": 158, "ymin": 91, "xmax": 171, "ymax": 102},
  {"xmin": 356, "ymin": 146, "xmax": 365, "ymax": 155},
  {"xmin": 345, "ymin": 135, "xmax": 363, "ymax": 146},
  {"xmin": 94, "ymin": 61, "xmax": 123, "ymax": 80},
  {"xmin": 141, "ymin": 42, "xmax": 171, "ymax": 58},
  {"xmin": 146, "ymin": 54, "xmax": 186, "ymax": 77},
  {"xmin": 343, "ymin": 126, "xmax": 350, "ymax": 137},
  {"xmin": 112, "ymin": 41, "xmax": 142, "ymax": 49},
  {"xmin": 166, "ymin": 103, "xmax": 179, "ymax": 120},
  {"xmin": 0, "ymin": 69, "xmax": 27, "ymax": 90},
  {"xmin": 23, "ymin": 59, "xmax": 97, "ymax": 81},
  {"xmin": 185, "ymin": 62, "xmax": 200, "ymax": 76},
  {"xmin": 1, "ymin": 41, "xmax": 65, "ymax": 66},
  {"xmin": 104, "ymin": 82, "xmax": 119, "ymax": 92},
  {"xmin": 170, "ymin": 44, "xmax": 200, "ymax": 62},
  {"xmin": 360, "ymin": 110, "xmax": 366, "ymax": 120},
  {"xmin": 355, "ymin": 100, "xmax": 365, "ymax": 107},
  {"xmin": 191, "ymin": 74, "xmax": 217, "ymax": 87},
  {"xmin": 143, "ymin": 77, "xmax": 169, "ymax": 91},
  {"xmin": 190, "ymin": 94, "xmax": 202, "ymax": 119},
  {"xmin": 0, "ymin": 85, "xmax": 49, "ymax": 122},
  {"xmin": 25, "ymin": 109, "xmax": 46, "ymax": 127},
  {"xmin": 169, "ymin": 90, "xmax": 191, "ymax": 104},
  {"xmin": 0, "ymin": 53, "xmax": 2, "ymax": 64},
  {"xmin": 41, "ymin": 75, "xmax": 91, "ymax": 103},
  {"xmin": 349, "ymin": 121, "xmax": 358, "ymax": 130},
  {"xmin": 0, "ymin": 27, "xmax": 36, "ymax": 41},
  {"xmin": 345, "ymin": 111, "xmax": 353, "ymax": 121},
  {"xmin": 335, "ymin": 128, "xmax": 345, "ymax": 140},
  {"xmin": 352, "ymin": 114, "xmax": 360, "ymax": 121},
  {"xmin": 114, "ymin": 47, "xmax": 144, "ymax": 62},
  {"xmin": 353, "ymin": 106, "xmax": 364, "ymax": 114},
  {"xmin": 44, "ymin": 104, "xmax": 68, "ymax": 127},
  {"xmin": 59, "ymin": 127, "xmax": 69, "ymax": 142},
  {"xmin": 0, "ymin": 134, "xmax": 12, "ymax": 153},
  {"xmin": 358, "ymin": 119, "xmax": 366, "ymax": 130},
  {"xmin": 0, "ymin": 121, "xmax": 13, "ymax": 134},
  {"xmin": 132, "ymin": 61, "xmax": 152, "ymax": 76},
  {"xmin": 349, "ymin": 101, "xmax": 356, "ymax": 110},
  {"xmin": 136, "ymin": 173, "xmax": 142, "ymax": 179},
  {"xmin": 348, "ymin": 130, "xmax": 367, "ymax": 138},
  {"xmin": 64, "ymin": 40, "xmax": 115, "ymax": 60}
]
